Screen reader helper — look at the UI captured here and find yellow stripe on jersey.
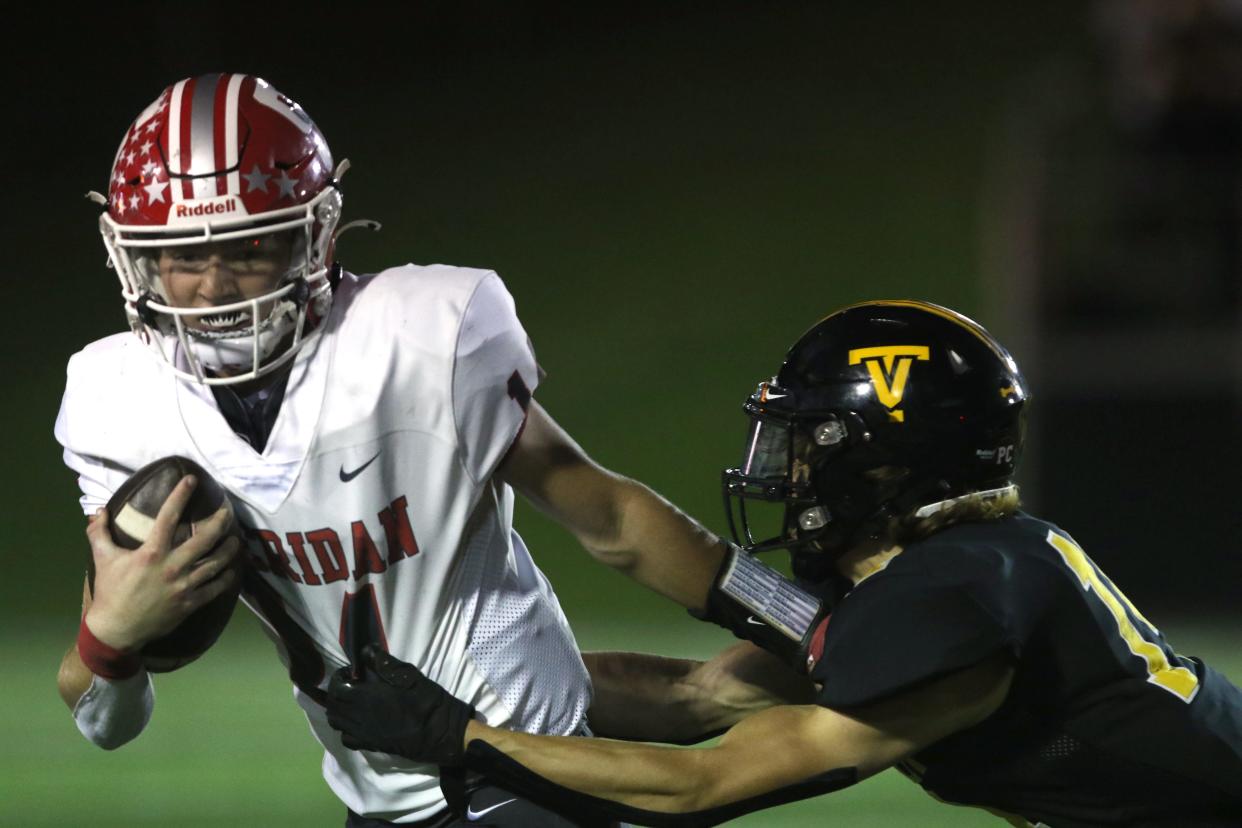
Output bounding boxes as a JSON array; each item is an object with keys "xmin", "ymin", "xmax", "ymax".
[{"xmin": 1046, "ymin": 531, "xmax": 1199, "ymax": 702}]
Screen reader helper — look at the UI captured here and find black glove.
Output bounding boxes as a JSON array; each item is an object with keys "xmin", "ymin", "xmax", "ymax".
[{"xmin": 325, "ymin": 643, "xmax": 475, "ymax": 766}]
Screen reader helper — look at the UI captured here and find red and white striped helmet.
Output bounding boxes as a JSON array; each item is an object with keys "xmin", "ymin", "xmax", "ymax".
[{"xmin": 96, "ymin": 73, "xmax": 346, "ymax": 385}]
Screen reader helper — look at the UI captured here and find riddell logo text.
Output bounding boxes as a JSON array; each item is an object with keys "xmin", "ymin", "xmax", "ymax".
[{"xmin": 174, "ymin": 199, "xmax": 237, "ymax": 218}]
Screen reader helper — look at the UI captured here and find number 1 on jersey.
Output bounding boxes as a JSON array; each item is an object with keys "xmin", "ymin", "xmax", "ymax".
[
  {"xmin": 341, "ymin": 584, "xmax": 389, "ymax": 679},
  {"xmin": 1045, "ymin": 531, "xmax": 1198, "ymax": 702}
]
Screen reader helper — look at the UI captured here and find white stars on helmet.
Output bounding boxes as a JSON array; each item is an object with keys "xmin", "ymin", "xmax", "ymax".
[
  {"xmin": 128, "ymin": 193, "xmax": 141, "ymax": 210},
  {"xmin": 243, "ymin": 164, "xmax": 271, "ymax": 193},
  {"xmin": 275, "ymin": 169, "xmax": 299, "ymax": 199},
  {"xmin": 144, "ymin": 178, "xmax": 168, "ymax": 204}
]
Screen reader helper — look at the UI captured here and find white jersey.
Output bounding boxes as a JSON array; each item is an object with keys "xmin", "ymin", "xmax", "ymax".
[{"xmin": 55, "ymin": 265, "xmax": 592, "ymax": 822}]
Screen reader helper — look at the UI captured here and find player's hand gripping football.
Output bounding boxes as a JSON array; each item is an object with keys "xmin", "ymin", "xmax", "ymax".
[
  {"xmin": 326, "ymin": 644, "xmax": 476, "ymax": 767},
  {"xmin": 84, "ymin": 476, "xmax": 240, "ymax": 652}
]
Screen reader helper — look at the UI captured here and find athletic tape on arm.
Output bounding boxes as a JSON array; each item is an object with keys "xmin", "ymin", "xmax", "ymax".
[
  {"xmin": 716, "ymin": 549, "xmax": 820, "ymax": 639},
  {"xmin": 73, "ymin": 671, "xmax": 154, "ymax": 750},
  {"xmin": 693, "ymin": 547, "xmax": 824, "ymax": 672},
  {"xmin": 463, "ymin": 740, "xmax": 858, "ymax": 827}
]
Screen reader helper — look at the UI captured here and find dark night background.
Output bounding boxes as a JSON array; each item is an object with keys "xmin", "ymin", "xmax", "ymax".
[{"xmin": 2, "ymin": 3, "xmax": 1238, "ymax": 826}]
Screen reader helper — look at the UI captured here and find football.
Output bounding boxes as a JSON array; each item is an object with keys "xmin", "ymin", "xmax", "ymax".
[{"xmin": 88, "ymin": 455, "xmax": 243, "ymax": 672}]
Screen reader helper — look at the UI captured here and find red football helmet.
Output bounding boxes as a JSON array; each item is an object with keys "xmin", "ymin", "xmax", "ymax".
[{"xmin": 95, "ymin": 73, "xmax": 346, "ymax": 385}]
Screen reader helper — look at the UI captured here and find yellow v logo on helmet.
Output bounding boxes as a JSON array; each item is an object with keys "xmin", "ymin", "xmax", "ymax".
[{"xmin": 848, "ymin": 346, "xmax": 931, "ymax": 422}]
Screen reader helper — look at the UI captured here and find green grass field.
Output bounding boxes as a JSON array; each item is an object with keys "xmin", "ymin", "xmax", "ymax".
[{"xmin": 7, "ymin": 610, "xmax": 1239, "ymax": 827}]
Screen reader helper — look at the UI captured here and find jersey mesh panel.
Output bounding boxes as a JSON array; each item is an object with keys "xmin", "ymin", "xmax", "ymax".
[
  {"xmin": 459, "ymin": 524, "xmax": 589, "ymax": 736},
  {"xmin": 1038, "ymin": 732, "xmax": 1082, "ymax": 760}
]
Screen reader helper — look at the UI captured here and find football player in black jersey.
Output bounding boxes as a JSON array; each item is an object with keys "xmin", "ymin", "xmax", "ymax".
[{"xmin": 323, "ymin": 300, "xmax": 1242, "ymax": 828}]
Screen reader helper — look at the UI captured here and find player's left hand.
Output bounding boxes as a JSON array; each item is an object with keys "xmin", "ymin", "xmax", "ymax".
[{"xmin": 325, "ymin": 644, "xmax": 475, "ymax": 766}]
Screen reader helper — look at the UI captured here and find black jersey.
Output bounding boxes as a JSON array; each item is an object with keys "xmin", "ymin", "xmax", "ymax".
[{"xmin": 806, "ymin": 513, "xmax": 1242, "ymax": 827}]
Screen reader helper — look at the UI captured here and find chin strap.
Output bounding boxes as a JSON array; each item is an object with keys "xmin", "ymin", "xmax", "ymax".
[
  {"xmin": 135, "ymin": 293, "xmax": 159, "ymax": 328},
  {"xmin": 290, "ymin": 279, "xmax": 311, "ymax": 307},
  {"xmin": 462, "ymin": 740, "xmax": 858, "ymax": 827},
  {"xmin": 327, "ymin": 262, "xmax": 344, "ymax": 292}
]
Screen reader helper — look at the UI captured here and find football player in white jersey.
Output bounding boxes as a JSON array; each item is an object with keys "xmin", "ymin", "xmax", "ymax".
[{"xmin": 53, "ymin": 73, "xmax": 796, "ymax": 827}]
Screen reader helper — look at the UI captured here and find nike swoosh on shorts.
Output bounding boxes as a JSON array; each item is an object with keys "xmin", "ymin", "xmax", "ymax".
[{"xmin": 466, "ymin": 798, "xmax": 517, "ymax": 821}]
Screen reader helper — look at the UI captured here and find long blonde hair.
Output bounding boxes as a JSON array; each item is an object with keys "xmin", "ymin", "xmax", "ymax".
[{"xmin": 893, "ymin": 485, "xmax": 1022, "ymax": 542}]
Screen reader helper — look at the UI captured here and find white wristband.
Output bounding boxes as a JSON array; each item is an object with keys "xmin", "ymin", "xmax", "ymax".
[
  {"xmin": 73, "ymin": 670, "xmax": 154, "ymax": 750},
  {"xmin": 717, "ymin": 548, "xmax": 820, "ymax": 641}
]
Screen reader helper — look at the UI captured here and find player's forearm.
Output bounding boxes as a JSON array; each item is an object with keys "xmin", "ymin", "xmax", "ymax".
[
  {"xmin": 60, "ymin": 577, "xmax": 98, "ymax": 709},
  {"xmin": 58, "ymin": 643, "xmax": 94, "ymax": 710},
  {"xmin": 499, "ymin": 405, "xmax": 726, "ymax": 609},
  {"xmin": 464, "ymin": 720, "xmax": 721, "ymax": 812},
  {"xmin": 464, "ymin": 702, "xmax": 860, "ymax": 815},
  {"xmin": 585, "ymin": 646, "xmax": 814, "ymax": 743},
  {"xmin": 583, "ymin": 477, "xmax": 726, "ymax": 611},
  {"xmin": 585, "ymin": 651, "xmax": 726, "ymax": 743}
]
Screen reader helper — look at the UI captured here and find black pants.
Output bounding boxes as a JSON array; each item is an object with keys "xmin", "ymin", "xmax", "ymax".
[{"xmin": 345, "ymin": 781, "xmax": 619, "ymax": 827}]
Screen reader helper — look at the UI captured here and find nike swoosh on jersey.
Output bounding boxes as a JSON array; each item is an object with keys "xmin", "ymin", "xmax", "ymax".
[
  {"xmin": 746, "ymin": 615, "xmax": 767, "ymax": 626},
  {"xmin": 466, "ymin": 798, "xmax": 518, "ymax": 821},
  {"xmin": 339, "ymin": 451, "xmax": 382, "ymax": 482}
]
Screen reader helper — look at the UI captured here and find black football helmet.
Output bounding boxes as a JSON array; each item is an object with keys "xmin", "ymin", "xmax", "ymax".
[{"xmin": 723, "ymin": 300, "xmax": 1028, "ymax": 575}]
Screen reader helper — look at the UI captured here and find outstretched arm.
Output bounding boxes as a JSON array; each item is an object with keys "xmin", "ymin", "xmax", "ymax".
[
  {"xmin": 584, "ymin": 644, "xmax": 816, "ymax": 744},
  {"xmin": 327, "ymin": 647, "xmax": 1013, "ymax": 824},
  {"xmin": 497, "ymin": 402, "xmax": 727, "ymax": 611},
  {"xmin": 499, "ymin": 403, "xmax": 828, "ymax": 672},
  {"xmin": 465, "ymin": 651, "xmax": 1012, "ymax": 816}
]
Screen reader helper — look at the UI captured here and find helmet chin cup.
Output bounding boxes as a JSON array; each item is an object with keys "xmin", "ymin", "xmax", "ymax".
[{"xmin": 143, "ymin": 274, "xmax": 333, "ymax": 385}]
